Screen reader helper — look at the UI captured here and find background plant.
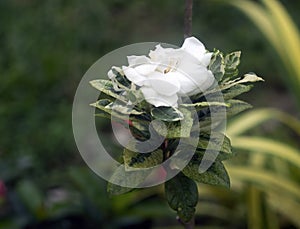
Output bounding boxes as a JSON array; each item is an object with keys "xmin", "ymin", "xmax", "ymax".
[{"xmin": 223, "ymin": 0, "xmax": 300, "ymax": 108}]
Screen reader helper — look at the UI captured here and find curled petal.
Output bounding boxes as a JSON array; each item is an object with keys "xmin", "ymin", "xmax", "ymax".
[
  {"xmin": 135, "ymin": 64, "xmax": 158, "ymax": 75},
  {"xmin": 146, "ymin": 75, "xmax": 180, "ymax": 96},
  {"xmin": 188, "ymin": 70, "xmax": 215, "ymax": 95},
  {"xmin": 127, "ymin": 55, "xmax": 151, "ymax": 66},
  {"xmin": 140, "ymin": 87, "xmax": 178, "ymax": 107},
  {"xmin": 107, "ymin": 66, "xmax": 123, "ymax": 79},
  {"xmin": 181, "ymin": 36, "xmax": 206, "ymax": 62},
  {"xmin": 168, "ymin": 69, "xmax": 215, "ymax": 95},
  {"xmin": 166, "ymin": 71, "xmax": 195, "ymax": 95},
  {"xmin": 200, "ymin": 52, "xmax": 213, "ymax": 67},
  {"xmin": 149, "ymin": 44, "xmax": 178, "ymax": 61},
  {"xmin": 107, "ymin": 69, "xmax": 115, "ymax": 79},
  {"xmin": 186, "ymin": 69, "xmax": 214, "ymax": 95},
  {"xmin": 149, "ymin": 45, "xmax": 166, "ymax": 61},
  {"xmin": 122, "ymin": 66, "xmax": 146, "ymax": 86}
]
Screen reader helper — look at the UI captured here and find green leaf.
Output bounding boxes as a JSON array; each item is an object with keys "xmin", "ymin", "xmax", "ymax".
[
  {"xmin": 123, "ymin": 148, "xmax": 163, "ymax": 171},
  {"xmin": 167, "ymin": 108, "xmax": 193, "ymax": 138},
  {"xmin": 181, "ymin": 101, "xmax": 228, "ymax": 110},
  {"xmin": 194, "ymin": 105, "xmax": 227, "ymax": 132},
  {"xmin": 197, "ymin": 132, "xmax": 232, "ymax": 157},
  {"xmin": 105, "ymin": 102, "xmax": 144, "ymax": 115},
  {"xmin": 152, "ymin": 107, "xmax": 194, "ymax": 138},
  {"xmin": 151, "ymin": 106, "xmax": 184, "ymax": 122},
  {"xmin": 195, "ymin": 149, "xmax": 235, "ymax": 162},
  {"xmin": 198, "ymin": 85, "xmax": 253, "ymax": 104},
  {"xmin": 128, "ymin": 126, "xmax": 150, "ymax": 141},
  {"xmin": 195, "ymin": 99, "xmax": 251, "ymax": 132},
  {"xmin": 225, "ymin": 51, "xmax": 241, "ymax": 69},
  {"xmin": 91, "ymin": 99, "xmax": 144, "ymax": 122},
  {"xmin": 91, "ymin": 99, "xmax": 113, "ymax": 114},
  {"xmin": 111, "ymin": 67, "xmax": 131, "ymax": 87},
  {"xmin": 193, "ymin": 73, "xmax": 262, "ymax": 103},
  {"xmin": 223, "ymin": 51, "xmax": 241, "ymax": 79},
  {"xmin": 222, "ymin": 84, "xmax": 253, "ymax": 100},
  {"xmin": 221, "ymin": 73, "xmax": 263, "ymax": 91},
  {"xmin": 90, "ymin": 79, "xmax": 126, "ymax": 101},
  {"xmin": 94, "ymin": 112, "xmax": 111, "ymax": 119},
  {"xmin": 127, "ymin": 90, "xmax": 138, "ymax": 103},
  {"xmin": 91, "ymin": 106, "xmax": 150, "ymax": 138},
  {"xmin": 165, "ymin": 173, "xmax": 198, "ymax": 223},
  {"xmin": 209, "ymin": 50, "xmax": 225, "ymax": 82},
  {"xmin": 183, "ymin": 161, "xmax": 230, "ymax": 188},
  {"xmin": 130, "ymin": 118, "xmax": 150, "ymax": 130},
  {"xmin": 91, "ymin": 99, "xmax": 129, "ymax": 121},
  {"xmin": 224, "ymin": 73, "xmax": 264, "ymax": 87},
  {"xmin": 107, "ymin": 165, "xmax": 150, "ymax": 196},
  {"xmin": 226, "ymin": 99, "xmax": 252, "ymax": 116}
]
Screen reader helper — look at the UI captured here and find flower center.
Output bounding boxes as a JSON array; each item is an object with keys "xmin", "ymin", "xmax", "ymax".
[
  {"xmin": 163, "ymin": 58, "xmax": 178, "ymax": 74},
  {"xmin": 164, "ymin": 66, "xmax": 172, "ymax": 74}
]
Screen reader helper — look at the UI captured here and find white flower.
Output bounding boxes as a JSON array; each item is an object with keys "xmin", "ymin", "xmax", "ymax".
[{"xmin": 122, "ymin": 37, "xmax": 215, "ymax": 107}]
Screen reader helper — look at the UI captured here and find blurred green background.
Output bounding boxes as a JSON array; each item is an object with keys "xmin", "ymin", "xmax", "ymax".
[{"xmin": 0, "ymin": 0, "xmax": 299, "ymax": 228}]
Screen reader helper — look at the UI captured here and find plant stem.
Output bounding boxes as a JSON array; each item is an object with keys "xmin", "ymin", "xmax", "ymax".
[
  {"xmin": 177, "ymin": 216, "xmax": 195, "ymax": 229},
  {"xmin": 179, "ymin": 1, "xmax": 195, "ymax": 228},
  {"xmin": 184, "ymin": 0, "xmax": 193, "ymax": 38}
]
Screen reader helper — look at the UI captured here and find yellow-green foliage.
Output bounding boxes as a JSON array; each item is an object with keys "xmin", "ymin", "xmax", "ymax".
[{"xmin": 225, "ymin": 0, "xmax": 300, "ymax": 108}]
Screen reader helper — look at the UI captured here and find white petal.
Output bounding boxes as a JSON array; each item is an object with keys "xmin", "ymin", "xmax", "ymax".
[
  {"xmin": 204, "ymin": 70, "xmax": 215, "ymax": 88},
  {"xmin": 167, "ymin": 71, "xmax": 196, "ymax": 95},
  {"xmin": 127, "ymin": 55, "xmax": 150, "ymax": 66},
  {"xmin": 107, "ymin": 69, "xmax": 115, "ymax": 79},
  {"xmin": 149, "ymin": 44, "xmax": 165, "ymax": 61},
  {"xmin": 168, "ymin": 68, "xmax": 215, "ymax": 95},
  {"xmin": 134, "ymin": 64, "xmax": 157, "ymax": 75},
  {"xmin": 147, "ymin": 75, "xmax": 180, "ymax": 96},
  {"xmin": 184, "ymin": 69, "xmax": 215, "ymax": 95},
  {"xmin": 122, "ymin": 66, "xmax": 146, "ymax": 86},
  {"xmin": 200, "ymin": 52, "xmax": 213, "ymax": 67},
  {"xmin": 149, "ymin": 44, "xmax": 178, "ymax": 61},
  {"xmin": 181, "ymin": 37, "xmax": 206, "ymax": 61},
  {"xmin": 140, "ymin": 87, "xmax": 178, "ymax": 107}
]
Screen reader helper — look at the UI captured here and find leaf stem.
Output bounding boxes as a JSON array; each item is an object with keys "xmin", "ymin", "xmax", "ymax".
[{"xmin": 184, "ymin": 0, "xmax": 193, "ymax": 38}]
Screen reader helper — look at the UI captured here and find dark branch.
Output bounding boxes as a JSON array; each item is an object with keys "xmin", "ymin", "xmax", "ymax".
[{"xmin": 184, "ymin": 0, "xmax": 193, "ymax": 38}]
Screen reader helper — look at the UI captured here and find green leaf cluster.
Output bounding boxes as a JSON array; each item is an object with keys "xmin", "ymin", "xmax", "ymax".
[{"xmin": 90, "ymin": 50, "xmax": 263, "ymax": 223}]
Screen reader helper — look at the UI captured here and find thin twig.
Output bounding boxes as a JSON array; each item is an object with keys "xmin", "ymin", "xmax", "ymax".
[{"xmin": 184, "ymin": 0, "xmax": 193, "ymax": 38}]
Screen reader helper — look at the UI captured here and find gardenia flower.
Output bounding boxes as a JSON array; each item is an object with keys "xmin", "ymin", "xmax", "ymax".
[{"xmin": 122, "ymin": 37, "xmax": 215, "ymax": 107}]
